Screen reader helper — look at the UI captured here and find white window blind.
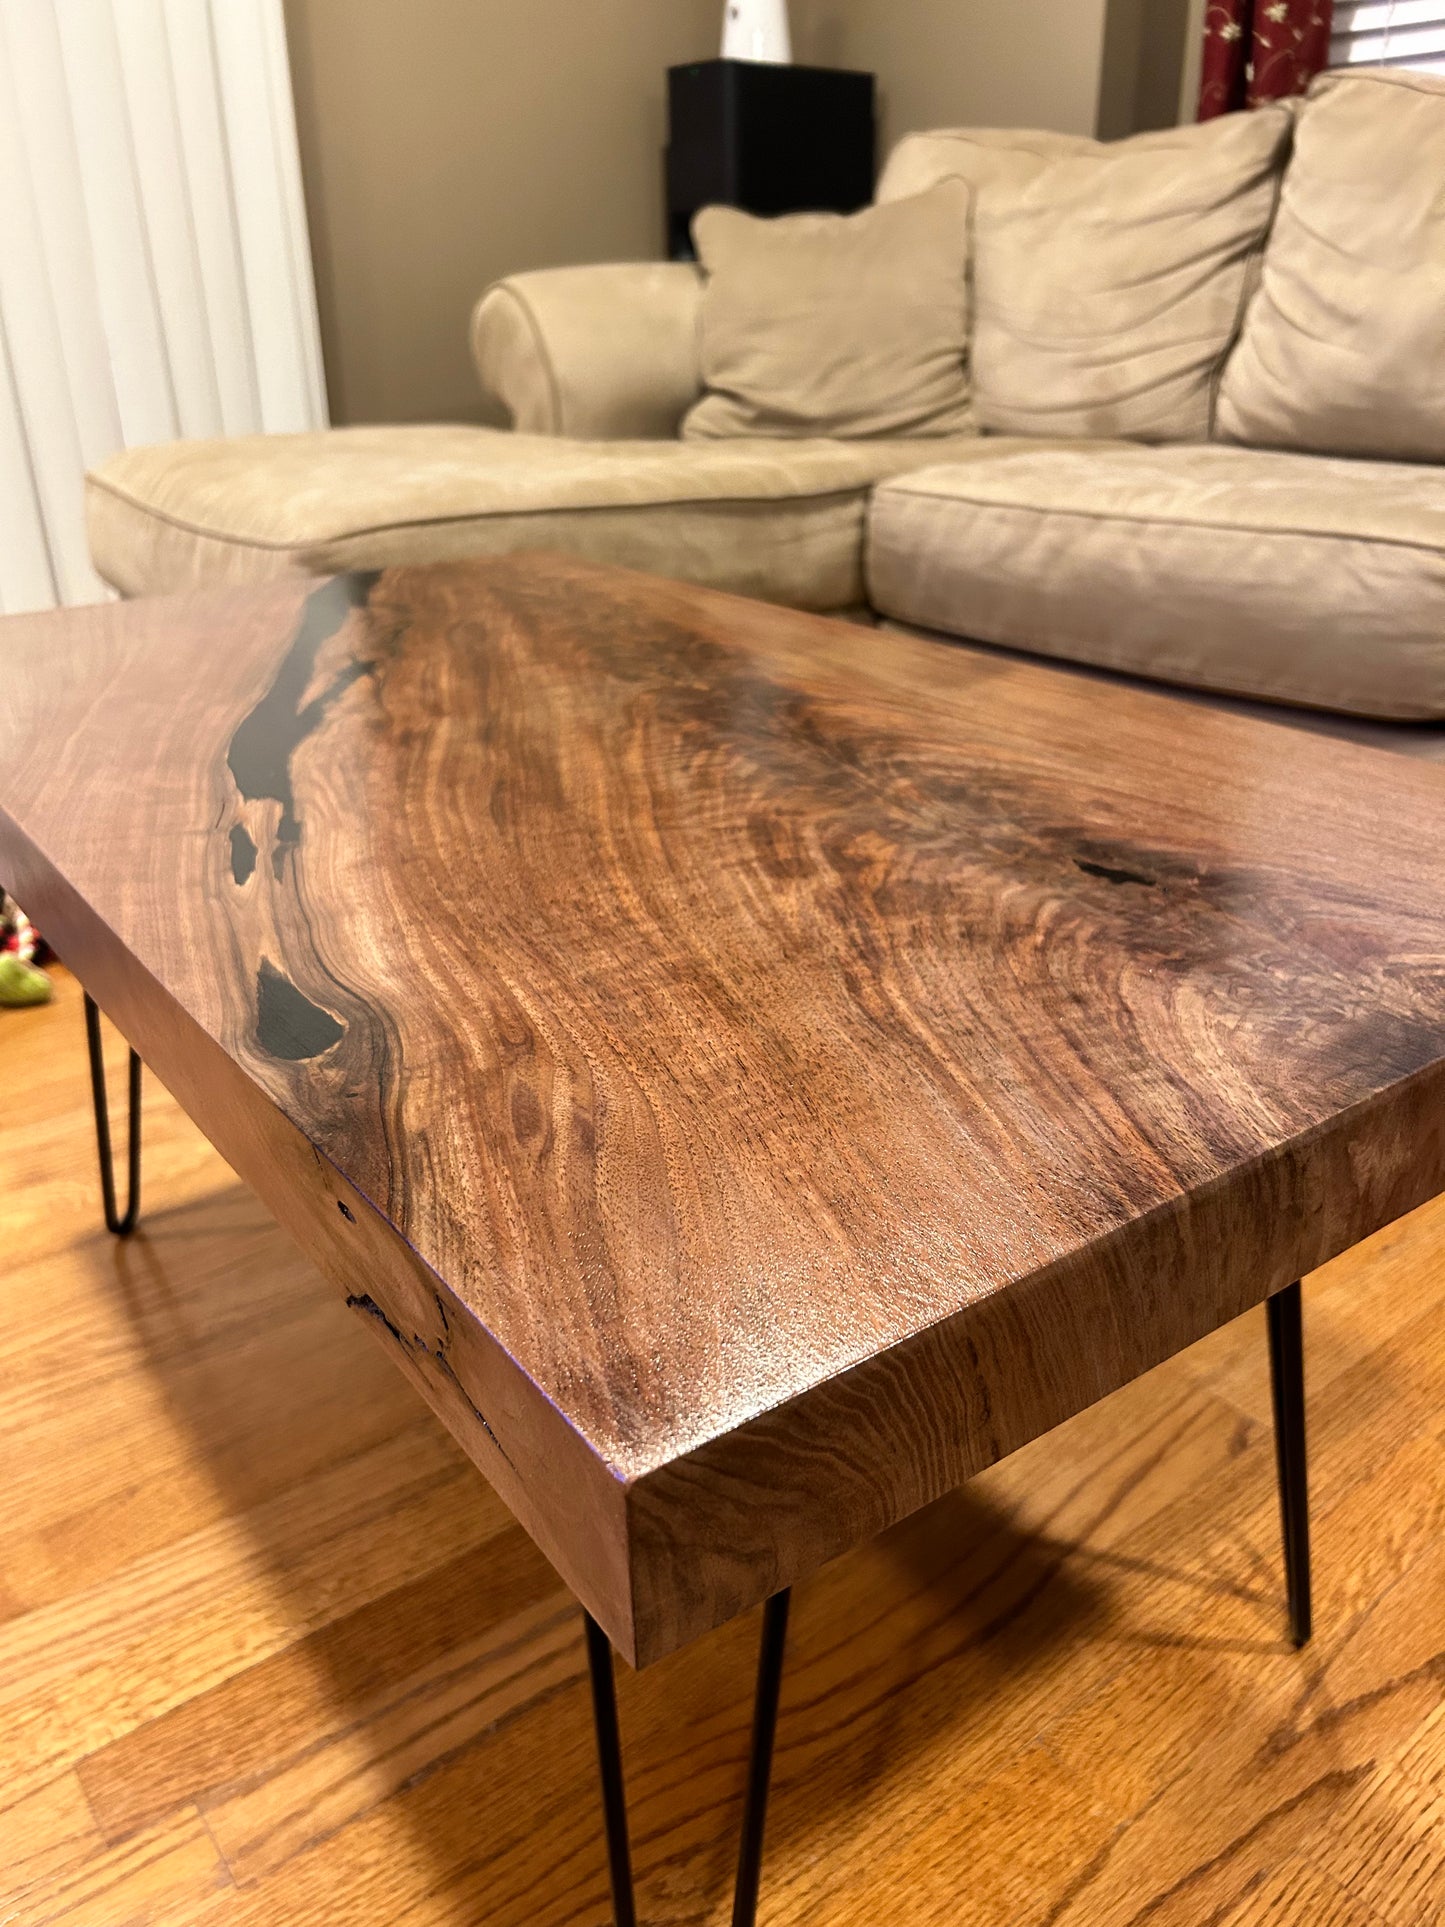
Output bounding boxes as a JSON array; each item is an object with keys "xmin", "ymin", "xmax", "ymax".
[
  {"xmin": 1331, "ymin": 1, "xmax": 1445, "ymax": 74},
  {"xmin": 0, "ymin": 0, "xmax": 327, "ymax": 614}
]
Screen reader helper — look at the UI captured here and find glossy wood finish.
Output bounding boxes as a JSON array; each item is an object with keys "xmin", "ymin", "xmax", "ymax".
[
  {"xmin": 5, "ymin": 556, "xmax": 1445, "ymax": 1664},
  {"xmin": 8, "ymin": 970, "xmax": 1445, "ymax": 1924}
]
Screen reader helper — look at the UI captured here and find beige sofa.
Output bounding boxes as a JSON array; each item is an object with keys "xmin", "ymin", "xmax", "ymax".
[{"xmin": 87, "ymin": 66, "xmax": 1445, "ymax": 754}]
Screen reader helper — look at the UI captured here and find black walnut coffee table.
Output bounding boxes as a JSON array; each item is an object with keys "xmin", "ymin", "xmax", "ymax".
[{"xmin": 5, "ymin": 556, "xmax": 1445, "ymax": 1923}]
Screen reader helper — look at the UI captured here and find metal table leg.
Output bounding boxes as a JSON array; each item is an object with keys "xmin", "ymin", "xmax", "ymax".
[
  {"xmin": 1267, "ymin": 1280, "xmax": 1311, "ymax": 1647},
  {"xmin": 84, "ymin": 992, "xmax": 142, "ymax": 1237},
  {"xmin": 586, "ymin": 1588, "xmax": 792, "ymax": 1927}
]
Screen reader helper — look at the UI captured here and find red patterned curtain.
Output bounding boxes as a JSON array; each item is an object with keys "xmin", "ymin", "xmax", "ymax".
[{"xmin": 1198, "ymin": 1, "xmax": 1333, "ymax": 118}]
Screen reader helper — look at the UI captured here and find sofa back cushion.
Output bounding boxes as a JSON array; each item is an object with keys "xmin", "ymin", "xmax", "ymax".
[
  {"xmin": 1217, "ymin": 69, "xmax": 1445, "ymax": 461},
  {"xmin": 875, "ymin": 125, "xmax": 1098, "ymax": 204},
  {"xmin": 971, "ymin": 107, "xmax": 1293, "ymax": 443},
  {"xmin": 682, "ymin": 180, "xmax": 973, "ymax": 442}
]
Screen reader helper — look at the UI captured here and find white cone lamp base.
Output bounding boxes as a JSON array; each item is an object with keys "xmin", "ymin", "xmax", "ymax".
[{"xmin": 722, "ymin": 0, "xmax": 792, "ymax": 64}]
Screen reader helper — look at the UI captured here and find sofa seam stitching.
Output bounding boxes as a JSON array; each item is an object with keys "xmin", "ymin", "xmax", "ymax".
[
  {"xmin": 881, "ymin": 609, "xmax": 1440, "ymax": 722},
  {"xmin": 1208, "ymin": 118, "xmax": 1294, "ymax": 438},
  {"xmin": 1318, "ymin": 68, "xmax": 1445, "ymax": 103},
  {"xmin": 494, "ymin": 282, "xmax": 565, "ymax": 435},
  {"xmin": 872, "ymin": 483, "xmax": 1445, "ymax": 559},
  {"xmin": 85, "ymin": 471, "xmax": 880, "ymax": 551}
]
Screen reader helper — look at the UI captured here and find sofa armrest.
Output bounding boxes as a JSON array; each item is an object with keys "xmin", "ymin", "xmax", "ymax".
[{"xmin": 470, "ymin": 263, "xmax": 703, "ymax": 439}]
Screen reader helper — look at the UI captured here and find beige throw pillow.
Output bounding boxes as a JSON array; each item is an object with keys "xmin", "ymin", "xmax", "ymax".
[
  {"xmin": 682, "ymin": 181, "xmax": 973, "ymax": 442},
  {"xmin": 971, "ymin": 107, "xmax": 1294, "ymax": 443},
  {"xmin": 1218, "ymin": 70, "xmax": 1445, "ymax": 461}
]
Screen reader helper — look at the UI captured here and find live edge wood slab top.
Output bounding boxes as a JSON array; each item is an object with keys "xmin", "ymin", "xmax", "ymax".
[{"xmin": 6, "ymin": 555, "xmax": 1445, "ymax": 1666}]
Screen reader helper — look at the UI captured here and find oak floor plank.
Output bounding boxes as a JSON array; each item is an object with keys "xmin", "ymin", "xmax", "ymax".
[
  {"xmin": 205, "ymin": 1589, "xmax": 582, "ymax": 1886},
  {"xmin": 0, "ymin": 1774, "xmax": 104, "ymax": 1894},
  {"xmin": 0, "ymin": 1032, "xmax": 218, "ymax": 1277},
  {"xmin": 0, "ymin": 1301, "xmax": 430, "ymax": 1608},
  {"xmin": 0, "ymin": 1423, "xmax": 507, "ymax": 1807},
  {"xmin": 7, "ymin": 968, "xmax": 1445, "ymax": 1923},
  {"xmin": 1024, "ymin": 1528, "xmax": 1445, "ymax": 1924},
  {"xmin": 724, "ymin": 1414, "xmax": 1445, "ymax": 1926},
  {"xmin": 748, "ymin": 1291, "xmax": 1445, "ymax": 1927},
  {"xmin": 1331, "ymin": 1768, "xmax": 1445, "ymax": 1926},
  {"xmin": 1315, "ymin": 1698, "xmax": 1445, "ymax": 1924},
  {"xmin": 79, "ymin": 1530, "xmax": 569, "ymax": 1846},
  {"xmin": 0, "ymin": 1807, "xmax": 231, "ymax": 1927},
  {"xmin": 1211, "ymin": 1859, "xmax": 1392, "ymax": 1926}
]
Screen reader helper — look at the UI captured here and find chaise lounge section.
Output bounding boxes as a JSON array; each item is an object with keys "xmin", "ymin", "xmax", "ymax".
[
  {"xmin": 86, "ymin": 424, "xmax": 984, "ymax": 613},
  {"xmin": 86, "ymin": 67, "xmax": 1445, "ymax": 754}
]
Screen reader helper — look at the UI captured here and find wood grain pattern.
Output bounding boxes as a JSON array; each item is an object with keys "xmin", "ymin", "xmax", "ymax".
[
  {"xmin": 8, "ymin": 970, "xmax": 1445, "ymax": 1924},
  {"xmin": 5, "ymin": 555, "xmax": 1445, "ymax": 1664}
]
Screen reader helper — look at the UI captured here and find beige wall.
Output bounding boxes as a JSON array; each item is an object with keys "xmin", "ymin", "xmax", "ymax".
[
  {"xmin": 792, "ymin": 0, "xmax": 1112, "ymax": 149},
  {"xmin": 791, "ymin": 0, "xmax": 1195, "ymax": 150},
  {"xmin": 1096, "ymin": 0, "xmax": 1198, "ymax": 138},
  {"xmin": 287, "ymin": 0, "xmax": 1195, "ymax": 428},
  {"xmin": 1178, "ymin": 0, "xmax": 1208, "ymax": 122},
  {"xmin": 283, "ymin": 0, "xmax": 718, "ymax": 425}
]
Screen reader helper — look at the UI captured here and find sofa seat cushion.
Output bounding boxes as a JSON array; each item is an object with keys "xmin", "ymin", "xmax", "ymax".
[
  {"xmin": 87, "ymin": 424, "xmax": 984, "ymax": 610},
  {"xmin": 866, "ymin": 441, "xmax": 1445, "ymax": 721},
  {"xmin": 880, "ymin": 623, "xmax": 1445, "ymax": 766}
]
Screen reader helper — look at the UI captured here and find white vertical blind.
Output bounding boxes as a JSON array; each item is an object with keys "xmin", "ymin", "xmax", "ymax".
[
  {"xmin": 0, "ymin": 0, "xmax": 327, "ymax": 614},
  {"xmin": 1331, "ymin": 1, "xmax": 1445, "ymax": 73}
]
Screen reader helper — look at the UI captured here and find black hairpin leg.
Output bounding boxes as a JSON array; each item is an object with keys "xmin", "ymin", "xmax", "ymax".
[
  {"xmin": 84, "ymin": 991, "xmax": 142, "ymax": 1236},
  {"xmin": 585, "ymin": 1614, "xmax": 638, "ymax": 1927},
  {"xmin": 730, "ymin": 1588, "xmax": 791, "ymax": 1927},
  {"xmin": 585, "ymin": 1588, "xmax": 791, "ymax": 1927},
  {"xmin": 1266, "ymin": 1280, "xmax": 1311, "ymax": 1647}
]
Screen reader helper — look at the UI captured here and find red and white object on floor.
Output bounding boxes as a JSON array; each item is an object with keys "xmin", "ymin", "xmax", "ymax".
[{"xmin": 0, "ymin": 892, "xmax": 52, "ymax": 1006}]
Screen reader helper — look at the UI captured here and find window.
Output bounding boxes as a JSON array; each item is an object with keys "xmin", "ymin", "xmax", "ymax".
[{"xmin": 1330, "ymin": 1, "xmax": 1445, "ymax": 75}]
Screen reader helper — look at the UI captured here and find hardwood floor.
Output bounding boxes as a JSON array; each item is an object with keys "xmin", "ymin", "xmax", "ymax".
[{"xmin": 5, "ymin": 965, "xmax": 1445, "ymax": 1925}]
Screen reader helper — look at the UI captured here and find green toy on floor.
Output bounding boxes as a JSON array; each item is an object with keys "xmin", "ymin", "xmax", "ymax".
[{"xmin": 0, "ymin": 892, "xmax": 52, "ymax": 1007}]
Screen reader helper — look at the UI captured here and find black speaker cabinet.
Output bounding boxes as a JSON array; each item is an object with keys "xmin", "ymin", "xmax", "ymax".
[{"xmin": 666, "ymin": 59, "xmax": 876, "ymax": 258}]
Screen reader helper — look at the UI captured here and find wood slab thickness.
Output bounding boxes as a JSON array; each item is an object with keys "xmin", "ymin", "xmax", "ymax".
[{"xmin": 4, "ymin": 555, "xmax": 1445, "ymax": 1665}]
